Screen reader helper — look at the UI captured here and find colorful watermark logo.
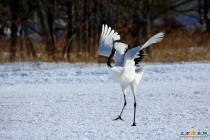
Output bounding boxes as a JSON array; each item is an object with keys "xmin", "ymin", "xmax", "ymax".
[{"xmin": 180, "ymin": 131, "xmax": 208, "ymax": 137}]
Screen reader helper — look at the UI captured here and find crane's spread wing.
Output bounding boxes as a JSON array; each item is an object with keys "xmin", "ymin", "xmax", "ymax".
[
  {"xmin": 124, "ymin": 32, "xmax": 164, "ymax": 64},
  {"xmin": 141, "ymin": 32, "xmax": 164, "ymax": 50},
  {"xmin": 98, "ymin": 24, "xmax": 120, "ymax": 57}
]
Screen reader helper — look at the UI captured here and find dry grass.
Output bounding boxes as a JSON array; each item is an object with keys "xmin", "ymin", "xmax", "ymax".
[
  {"xmin": 0, "ymin": 30, "xmax": 210, "ymax": 63},
  {"xmin": 147, "ymin": 31, "xmax": 210, "ymax": 62}
]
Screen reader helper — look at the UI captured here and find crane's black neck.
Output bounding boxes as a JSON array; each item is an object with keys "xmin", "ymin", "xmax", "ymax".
[{"xmin": 107, "ymin": 47, "xmax": 116, "ymax": 68}]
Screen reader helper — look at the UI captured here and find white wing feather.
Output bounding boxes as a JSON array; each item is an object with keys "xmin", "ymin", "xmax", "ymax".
[
  {"xmin": 124, "ymin": 32, "xmax": 164, "ymax": 62},
  {"xmin": 98, "ymin": 24, "xmax": 164, "ymax": 67},
  {"xmin": 98, "ymin": 24, "xmax": 120, "ymax": 57},
  {"xmin": 141, "ymin": 32, "xmax": 164, "ymax": 50}
]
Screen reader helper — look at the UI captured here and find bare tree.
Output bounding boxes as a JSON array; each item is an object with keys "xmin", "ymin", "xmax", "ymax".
[
  {"xmin": 62, "ymin": 0, "xmax": 75, "ymax": 60},
  {"xmin": 20, "ymin": 0, "xmax": 37, "ymax": 60},
  {"xmin": 37, "ymin": 0, "xmax": 55, "ymax": 60},
  {"xmin": 9, "ymin": 0, "xmax": 19, "ymax": 62},
  {"xmin": 203, "ymin": 0, "xmax": 210, "ymax": 33}
]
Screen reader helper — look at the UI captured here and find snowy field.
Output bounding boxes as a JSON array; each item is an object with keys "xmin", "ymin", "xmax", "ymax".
[{"xmin": 0, "ymin": 62, "xmax": 210, "ymax": 140}]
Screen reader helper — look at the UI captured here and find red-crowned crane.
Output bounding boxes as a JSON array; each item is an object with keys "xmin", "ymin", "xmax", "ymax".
[{"xmin": 98, "ymin": 24, "xmax": 164, "ymax": 126}]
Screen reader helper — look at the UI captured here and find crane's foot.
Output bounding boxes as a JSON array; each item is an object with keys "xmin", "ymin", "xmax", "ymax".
[
  {"xmin": 132, "ymin": 122, "xmax": 136, "ymax": 126},
  {"xmin": 113, "ymin": 115, "xmax": 123, "ymax": 121}
]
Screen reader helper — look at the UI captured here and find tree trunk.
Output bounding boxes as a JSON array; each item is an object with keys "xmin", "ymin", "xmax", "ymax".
[
  {"xmin": 132, "ymin": 0, "xmax": 143, "ymax": 47},
  {"xmin": 47, "ymin": 0, "xmax": 56, "ymax": 44},
  {"xmin": 9, "ymin": 0, "xmax": 19, "ymax": 62},
  {"xmin": 25, "ymin": 22, "xmax": 37, "ymax": 60},
  {"xmin": 37, "ymin": 0, "xmax": 55, "ymax": 60},
  {"xmin": 198, "ymin": 0, "xmax": 203, "ymax": 24},
  {"xmin": 92, "ymin": 0, "xmax": 99, "ymax": 58},
  {"xmin": 21, "ymin": 0, "xmax": 37, "ymax": 60},
  {"xmin": 83, "ymin": 0, "xmax": 89, "ymax": 55},
  {"xmin": 63, "ymin": 0, "xmax": 74, "ymax": 60},
  {"xmin": 204, "ymin": 0, "xmax": 210, "ymax": 33}
]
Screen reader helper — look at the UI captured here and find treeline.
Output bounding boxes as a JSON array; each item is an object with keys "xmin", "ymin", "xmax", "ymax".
[{"xmin": 0, "ymin": 0, "xmax": 210, "ymax": 62}]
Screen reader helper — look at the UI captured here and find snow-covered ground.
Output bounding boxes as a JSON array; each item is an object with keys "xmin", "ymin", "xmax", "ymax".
[{"xmin": 0, "ymin": 62, "xmax": 209, "ymax": 140}]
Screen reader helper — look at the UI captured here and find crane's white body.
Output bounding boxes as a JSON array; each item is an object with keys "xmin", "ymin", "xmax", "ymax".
[
  {"xmin": 110, "ymin": 60, "xmax": 143, "ymax": 87},
  {"xmin": 98, "ymin": 24, "xmax": 164, "ymax": 126}
]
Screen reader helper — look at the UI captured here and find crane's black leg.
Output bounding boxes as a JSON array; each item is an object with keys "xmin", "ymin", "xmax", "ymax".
[
  {"xmin": 131, "ymin": 84, "xmax": 137, "ymax": 126},
  {"xmin": 114, "ymin": 86, "xmax": 127, "ymax": 121},
  {"xmin": 114, "ymin": 94, "xmax": 126, "ymax": 121},
  {"xmin": 132, "ymin": 96, "xmax": 137, "ymax": 126}
]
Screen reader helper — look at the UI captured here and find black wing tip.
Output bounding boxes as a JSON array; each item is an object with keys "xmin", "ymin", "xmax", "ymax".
[{"xmin": 134, "ymin": 50, "xmax": 146, "ymax": 65}]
